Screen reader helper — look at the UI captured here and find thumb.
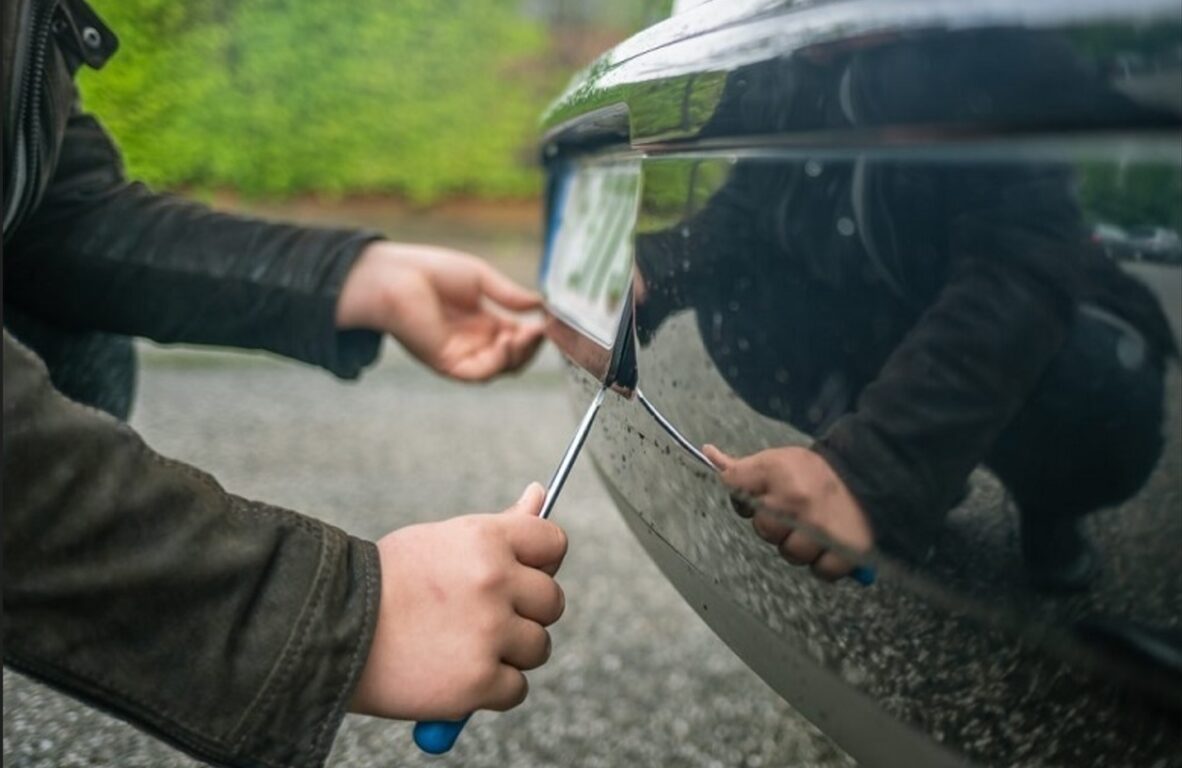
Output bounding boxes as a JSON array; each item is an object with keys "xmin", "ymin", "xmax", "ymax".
[
  {"xmin": 506, "ymin": 482, "xmax": 546, "ymax": 516},
  {"xmin": 702, "ymin": 444, "xmax": 733, "ymax": 470},
  {"xmin": 480, "ymin": 267, "xmax": 544, "ymax": 312}
]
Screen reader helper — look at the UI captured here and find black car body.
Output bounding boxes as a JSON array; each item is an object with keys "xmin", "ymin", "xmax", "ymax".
[{"xmin": 536, "ymin": 1, "xmax": 1182, "ymax": 766}]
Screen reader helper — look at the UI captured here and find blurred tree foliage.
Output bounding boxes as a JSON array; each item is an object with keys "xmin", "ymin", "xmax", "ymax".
[{"xmin": 80, "ymin": 0, "xmax": 579, "ymax": 202}]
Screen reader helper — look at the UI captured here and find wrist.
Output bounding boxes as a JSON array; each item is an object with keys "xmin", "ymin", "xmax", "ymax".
[{"xmin": 335, "ymin": 241, "xmax": 410, "ymax": 331}]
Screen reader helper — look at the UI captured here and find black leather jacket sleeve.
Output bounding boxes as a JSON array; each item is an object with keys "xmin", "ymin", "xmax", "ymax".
[
  {"xmin": 811, "ymin": 168, "xmax": 1082, "ymax": 560},
  {"xmin": 3, "ymin": 330, "xmax": 381, "ymax": 768},
  {"xmin": 811, "ymin": 255, "xmax": 1073, "ymax": 559},
  {"xmin": 5, "ymin": 109, "xmax": 382, "ymax": 379}
]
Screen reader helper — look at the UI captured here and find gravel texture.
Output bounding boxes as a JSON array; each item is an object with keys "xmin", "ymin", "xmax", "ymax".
[{"xmin": 3, "ymin": 342, "xmax": 852, "ymax": 768}]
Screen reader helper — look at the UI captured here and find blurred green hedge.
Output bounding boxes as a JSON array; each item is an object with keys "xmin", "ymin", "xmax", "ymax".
[{"xmin": 80, "ymin": 0, "xmax": 563, "ymax": 202}]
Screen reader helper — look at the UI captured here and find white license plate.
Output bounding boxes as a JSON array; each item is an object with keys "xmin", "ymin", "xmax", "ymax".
[{"xmin": 541, "ymin": 158, "xmax": 642, "ymax": 349}]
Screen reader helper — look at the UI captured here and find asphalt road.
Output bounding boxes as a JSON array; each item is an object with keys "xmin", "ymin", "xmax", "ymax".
[{"xmin": 3, "ymin": 341, "xmax": 852, "ymax": 768}]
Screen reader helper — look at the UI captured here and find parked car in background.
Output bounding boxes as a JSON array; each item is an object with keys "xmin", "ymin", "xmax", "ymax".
[
  {"xmin": 1128, "ymin": 226, "xmax": 1182, "ymax": 264},
  {"xmin": 1092, "ymin": 221, "xmax": 1137, "ymax": 260},
  {"xmin": 537, "ymin": 1, "xmax": 1182, "ymax": 766}
]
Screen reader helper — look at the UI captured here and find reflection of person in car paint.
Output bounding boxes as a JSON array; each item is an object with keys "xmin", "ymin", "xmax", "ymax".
[{"xmin": 635, "ymin": 29, "xmax": 1177, "ymax": 590}]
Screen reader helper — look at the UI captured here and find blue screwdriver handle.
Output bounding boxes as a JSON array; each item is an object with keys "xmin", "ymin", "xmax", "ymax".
[
  {"xmin": 413, "ymin": 716, "xmax": 471, "ymax": 755},
  {"xmin": 850, "ymin": 565, "xmax": 876, "ymax": 586}
]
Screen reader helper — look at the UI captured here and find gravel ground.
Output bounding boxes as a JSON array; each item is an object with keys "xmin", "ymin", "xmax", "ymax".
[{"xmin": 3, "ymin": 341, "xmax": 852, "ymax": 768}]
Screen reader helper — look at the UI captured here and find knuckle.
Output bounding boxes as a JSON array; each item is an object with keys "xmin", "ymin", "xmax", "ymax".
[
  {"xmin": 751, "ymin": 512, "xmax": 786, "ymax": 543},
  {"xmin": 515, "ymin": 626, "xmax": 552, "ymax": 670},
  {"xmin": 470, "ymin": 559, "xmax": 507, "ymax": 594},
  {"xmin": 470, "ymin": 661, "xmax": 501, "ymax": 696},
  {"xmin": 549, "ymin": 582, "xmax": 566, "ymax": 624},
  {"xmin": 488, "ymin": 672, "xmax": 528, "ymax": 712},
  {"xmin": 459, "ymin": 514, "xmax": 496, "ymax": 540},
  {"xmin": 471, "ymin": 610, "xmax": 506, "ymax": 645},
  {"xmin": 810, "ymin": 556, "xmax": 846, "ymax": 582},
  {"xmin": 550, "ymin": 524, "xmax": 569, "ymax": 560},
  {"xmin": 779, "ymin": 535, "xmax": 815, "ymax": 565},
  {"xmin": 508, "ymin": 674, "xmax": 529, "ymax": 708}
]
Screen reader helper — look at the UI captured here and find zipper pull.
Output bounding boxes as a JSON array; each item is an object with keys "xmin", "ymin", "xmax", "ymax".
[{"xmin": 54, "ymin": 0, "xmax": 119, "ymax": 70}]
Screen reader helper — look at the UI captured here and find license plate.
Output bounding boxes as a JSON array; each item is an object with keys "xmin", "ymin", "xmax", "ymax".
[{"xmin": 541, "ymin": 158, "xmax": 642, "ymax": 350}]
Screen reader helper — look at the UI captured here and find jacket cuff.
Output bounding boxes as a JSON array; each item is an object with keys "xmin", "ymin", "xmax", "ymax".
[
  {"xmin": 234, "ymin": 531, "xmax": 381, "ymax": 768},
  {"xmin": 304, "ymin": 231, "xmax": 385, "ymax": 380},
  {"xmin": 811, "ymin": 421, "xmax": 943, "ymax": 562}
]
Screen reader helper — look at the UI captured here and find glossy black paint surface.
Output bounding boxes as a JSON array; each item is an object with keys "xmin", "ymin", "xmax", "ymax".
[
  {"xmin": 543, "ymin": 0, "xmax": 1182, "ymax": 147},
  {"xmin": 539, "ymin": 1, "xmax": 1182, "ymax": 766}
]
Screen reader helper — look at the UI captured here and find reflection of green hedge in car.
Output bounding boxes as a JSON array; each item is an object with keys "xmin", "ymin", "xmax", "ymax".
[
  {"xmin": 79, "ymin": 0, "xmax": 557, "ymax": 202},
  {"xmin": 638, "ymin": 159, "xmax": 731, "ymax": 233},
  {"xmin": 1078, "ymin": 162, "xmax": 1182, "ymax": 231}
]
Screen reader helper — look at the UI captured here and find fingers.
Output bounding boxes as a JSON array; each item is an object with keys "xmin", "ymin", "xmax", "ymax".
[
  {"xmin": 445, "ymin": 320, "xmax": 545, "ymax": 381},
  {"xmin": 506, "ymin": 482, "xmax": 546, "ymax": 516},
  {"xmin": 502, "ymin": 487, "xmax": 569, "ymax": 572},
  {"xmin": 779, "ymin": 529, "xmax": 823, "ymax": 565},
  {"xmin": 705, "ymin": 445, "xmax": 770, "ymax": 515},
  {"xmin": 482, "ymin": 665, "xmax": 530, "ymax": 712},
  {"xmin": 751, "ymin": 507, "xmax": 794, "ymax": 545},
  {"xmin": 447, "ymin": 333, "xmax": 515, "ymax": 382},
  {"xmin": 505, "ymin": 518, "xmax": 568, "ymax": 572},
  {"xmin": 480, "ymin": 266, "xmax": 543, "ymax": 312},
  {"xmin": 713, "ymin": 452, "xmax": 771, "ymax": 497},
  {"xmin": 503, "ymin": 322, "xmax": 545, "ymax": 373},
  {"xmin": 500, "ymin": 618, "xmax": 552, "ymax": 671},
  {"xmin": 811, "ymin": 550, "xmax": 855, "ymax": 582},
  {"xmin": 701, "ymin": 444, "xmax": 732, "ymax": 470},
  {"xmin": 511, "ymin": 567, "xmax": 565, "ymax": 625}
]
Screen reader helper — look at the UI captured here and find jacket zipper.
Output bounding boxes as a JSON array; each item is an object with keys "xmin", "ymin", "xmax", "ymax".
[{"xmin": 4, "ymin": 0, "xmax": 57, "ymax": 234}]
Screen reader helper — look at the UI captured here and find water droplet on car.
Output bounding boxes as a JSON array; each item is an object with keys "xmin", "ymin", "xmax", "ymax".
[
  {"xmin": 1117, "ymin": 332, "xmax": 1146, "ymax": 369},
  {"xmin": 837, "ymin": 217, "xmax": 856, "ymax": 237},
  {"xmin": 805, "ymin": 160, "xmax": 823, "ymax": 177}
]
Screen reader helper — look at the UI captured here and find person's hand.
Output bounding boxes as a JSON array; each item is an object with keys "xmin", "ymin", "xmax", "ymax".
[
  {"xmin": 702, "ymin": 445, "xmax": 874, "ymax": 581},
  {"xmin": 350, "ymin": 483, "xmax": 567, "ymax": 721},
  {"xmin": 336, "ymin": 242, "xmax": 545, "ymax": 381}
]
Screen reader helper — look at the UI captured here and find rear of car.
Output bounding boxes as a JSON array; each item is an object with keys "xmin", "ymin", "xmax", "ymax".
[{"xmin": 537, "ymin": 1, "xmax": 1182, "ymax": 766}]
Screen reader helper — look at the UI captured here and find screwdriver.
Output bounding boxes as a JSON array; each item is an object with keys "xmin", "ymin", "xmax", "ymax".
[
  {"xmin": 413, "ymin": 381, "xmax": 874, "ymax": 753},
  {"xmin": 412, "ymin": 386, "xmax": 608, "ymax": 755},
  {"xmin": 634, "ymin": 389, "xmax": 876, "ymax": 587}
]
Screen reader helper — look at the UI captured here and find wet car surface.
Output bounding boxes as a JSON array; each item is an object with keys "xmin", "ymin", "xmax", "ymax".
[{"xmin": 537, "ymin": 1, "xmax": 1182, "ymax": 765}]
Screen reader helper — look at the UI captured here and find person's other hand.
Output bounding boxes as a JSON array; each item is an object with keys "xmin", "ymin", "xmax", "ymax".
[
  {"xmin": 350, "ymin": 483, "xmax": 567, "ymax": 721},
  {"xmin": 702, "ymin": 445, "xmax": 873, "ymax": 581},
  {"xmin": 336, "ymin": 242, "xmax": 545, "ymax": 381}
]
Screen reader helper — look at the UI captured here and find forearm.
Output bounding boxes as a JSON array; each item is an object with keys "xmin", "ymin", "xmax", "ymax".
[
  {"xmin": 6, "ymin": 114, "xmax": 382, "ymax": 377},
  {"xmin": 812, "ymin": 257, "xmax": 1074, "ymax": 559},
  {"xmin": 2, "ymin": 332, "xmax": 380, "ymax": 768}
]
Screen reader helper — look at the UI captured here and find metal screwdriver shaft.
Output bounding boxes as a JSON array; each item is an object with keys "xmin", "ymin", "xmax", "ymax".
[
  {"xmin": 413, "ymin": 386, "xmax": 608, "ymax": 755},
  {"xmin": 540, "ymin": 386, "xmax": 606, "ymax": 519}
]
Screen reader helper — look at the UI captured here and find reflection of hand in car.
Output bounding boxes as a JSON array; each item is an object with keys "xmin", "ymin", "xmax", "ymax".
[{"xmin": 703, "ymin": 445, "xmax": 874, "ymax": 581}]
